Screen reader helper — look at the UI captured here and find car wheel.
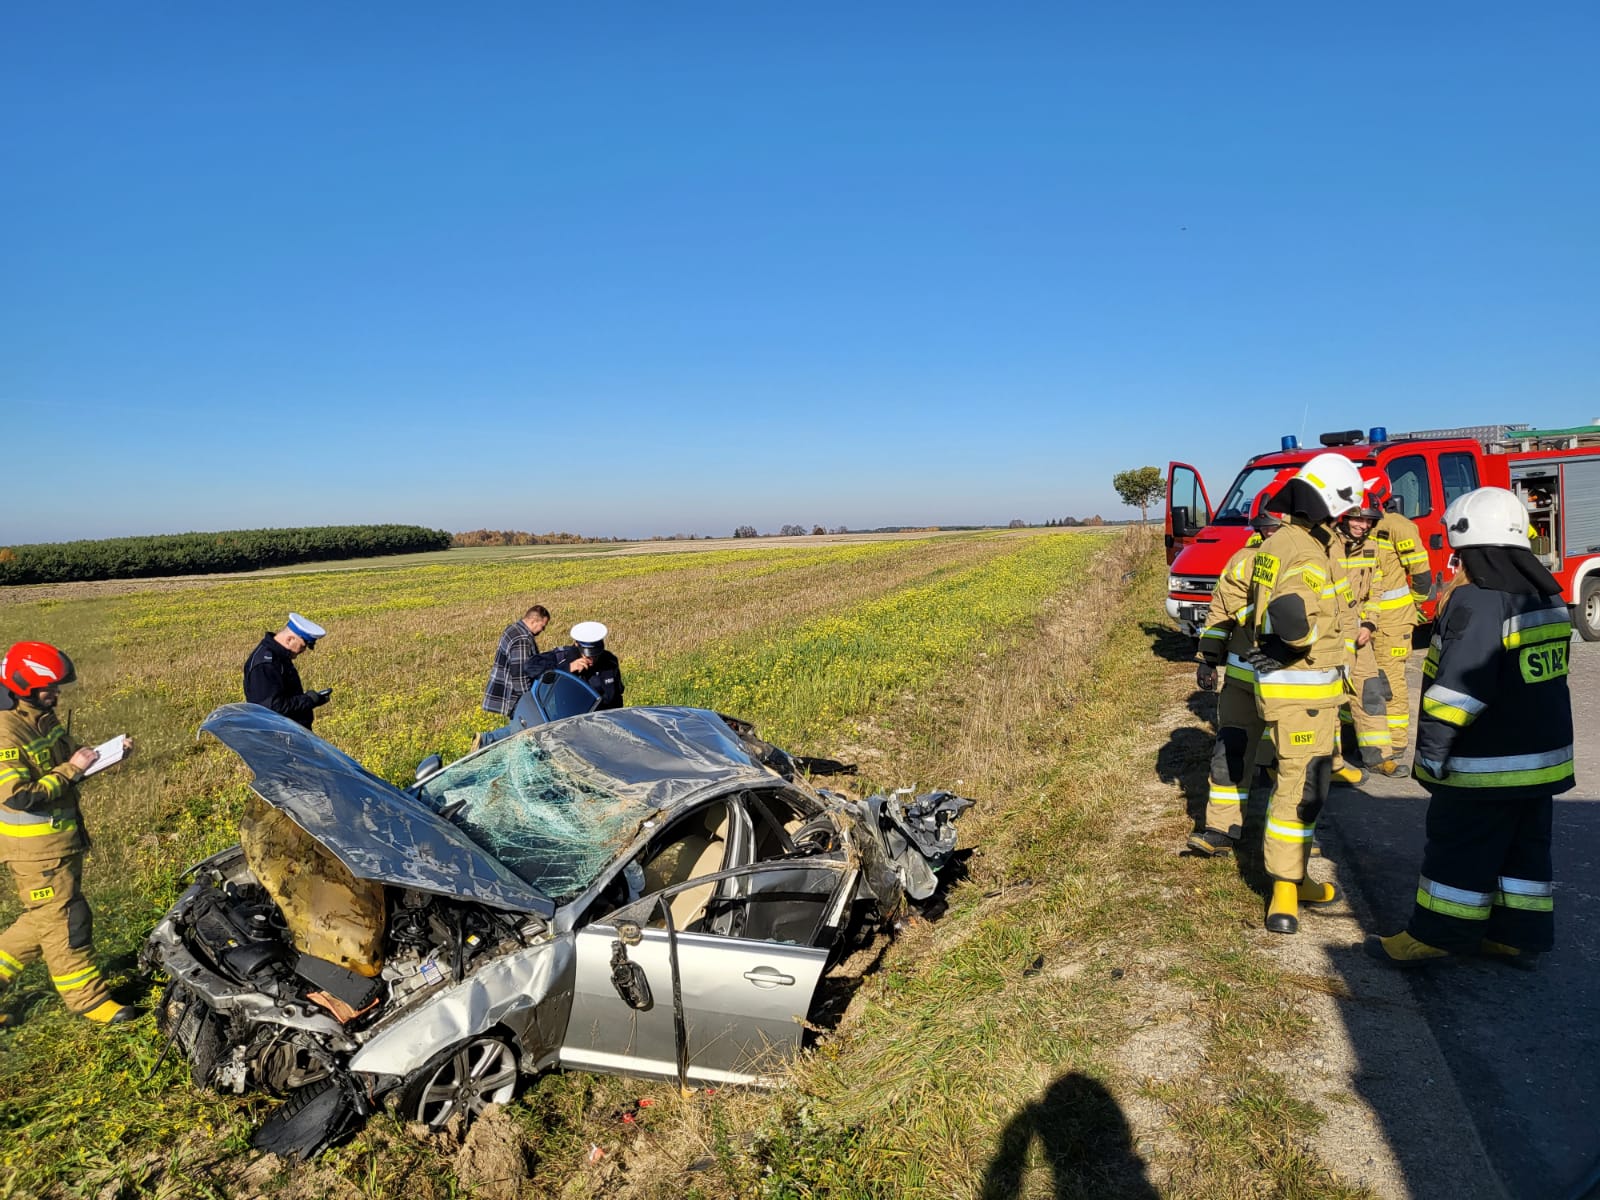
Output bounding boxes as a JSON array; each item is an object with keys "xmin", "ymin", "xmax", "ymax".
[
  {"xmin": 399, "ymin": 1035, "xmax": 520, "ymax": 1129},
  {"xmin": 1577, "ymin": 578, "xmax": 1600, "ymax": 643}
]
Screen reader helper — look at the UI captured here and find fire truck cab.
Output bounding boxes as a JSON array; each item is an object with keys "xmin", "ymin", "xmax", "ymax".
[{"xmin": 1165, "ymin": 422, "xmax": 1600, "ymax": 644}]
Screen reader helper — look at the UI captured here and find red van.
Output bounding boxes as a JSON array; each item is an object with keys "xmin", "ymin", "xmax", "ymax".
[{"xmin": 1165, "ymin": 423, "xmax": 1600, "ymax": 642}]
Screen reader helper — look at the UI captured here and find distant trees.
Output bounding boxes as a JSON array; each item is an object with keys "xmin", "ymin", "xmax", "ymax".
[
  {"xmin": 454, "ymin": 530, "xmax": 621, "ymax": 547},
  {"xmin": 733, "ymin": 525, "xmax": 759, "ymax": 538},
  {"xmin": 779, "ymin": 524, "xmax": 807, "ymax": 537},
  {"xmin": 1008, "ymin": 519, "xmax": 1027, "ymax": 528},
  {"xmin": 0, "ymin": 525, "xmax": 454, "ymax": 586},
  {"xmin": 1112, "ymin": 467, "xmax": 1167, "ymax": 524}
]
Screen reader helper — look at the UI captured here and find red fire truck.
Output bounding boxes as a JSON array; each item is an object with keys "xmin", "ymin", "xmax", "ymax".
[{"xmin": 1165, "ymin": 422, "xmax": 1600, "ymax": 642}]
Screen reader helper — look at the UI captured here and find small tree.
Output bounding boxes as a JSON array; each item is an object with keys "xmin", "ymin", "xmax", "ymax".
[
  {"xmin": 1112, "ymin": 466, "xmax": 1166, "ymax": 524},
  {"xmin": 733, "ymin": 525, "xmax": 758, "ymax": 539}
]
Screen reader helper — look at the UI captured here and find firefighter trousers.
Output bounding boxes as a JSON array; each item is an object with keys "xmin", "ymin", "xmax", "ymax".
[
  {"xmin": 1206, "ymin": 680, "xmax": 1268, "ymax": 838},
  {"xmin": 1373, "ymin": 628, "xmax": 1413, "ymax": 753},
  {"xmin": 1408, "ymin": 793, "xmax": 1554, "ymax": 954},
  {"xmin": 1338, "ymin": 642, "xmax": 1393, "ymax": 767},
  {"xmin": 1262, "ymin": 706, "xmax": 1335, "ymax": 882},
  {"xmin": 0, "ymin": 854, "xmax": 112, "ymax": 1013}
]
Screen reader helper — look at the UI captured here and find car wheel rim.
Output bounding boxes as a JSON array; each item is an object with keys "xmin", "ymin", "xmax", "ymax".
[
  {"xmin": 1587, "ymin": 592, "xmax": 1600, "ymax": 627},
  {"xmin": 414, "ymin": 1038, "xmax": 517, "ymax": 1127}
]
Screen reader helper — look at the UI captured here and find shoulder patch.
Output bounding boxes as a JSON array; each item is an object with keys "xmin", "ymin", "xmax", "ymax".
[
  {"xmin": 1372, "ymin": 530, "xmax": 1392, "ymax": 542},
  {"xmin": 1396, "ymin": 538, "xmax": 1417, "ymax": 552},
  {"xmin": 1303, "ymin": 564, "xmax": 1327, "ymax": 590},
  {"xmin": 0, "ymin": 747, "xmax": 18, "ymax": 761}
]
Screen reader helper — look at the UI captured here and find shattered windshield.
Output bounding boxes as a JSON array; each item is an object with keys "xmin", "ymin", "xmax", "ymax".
[
  {"xmin": 419, "ymin": 736, "xmax": 653, "ymax": 905},
  {"xmin": 416, "ymin": 708, "xmax": 773, "ymax": 906}
]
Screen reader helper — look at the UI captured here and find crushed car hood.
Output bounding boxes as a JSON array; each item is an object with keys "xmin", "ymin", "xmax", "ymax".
[{"xmin": 200, "ymin": 704, "xmax": 553, "ymax": 917}]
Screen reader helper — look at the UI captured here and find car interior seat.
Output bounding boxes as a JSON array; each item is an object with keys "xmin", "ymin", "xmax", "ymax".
[{"xmin": 641, "ymin": 804, "xmax": 729, "ymax": 931}]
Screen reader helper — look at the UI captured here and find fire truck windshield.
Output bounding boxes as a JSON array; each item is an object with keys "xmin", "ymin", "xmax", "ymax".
[{"xmin": 1213, "ymin": 466, "xmax": 1285, "ymax": 524}]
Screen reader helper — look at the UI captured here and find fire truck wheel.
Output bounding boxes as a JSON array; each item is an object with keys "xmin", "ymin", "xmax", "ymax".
[{"xmin": 1577, "ymin": 577, "xmax": 1600, "ymax": 643}]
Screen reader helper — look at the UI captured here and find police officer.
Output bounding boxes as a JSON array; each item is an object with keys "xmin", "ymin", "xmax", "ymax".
[
  {"xmin": 1367, "ymin": 471, "xmax": 1432, "ymax": 766},
  {"xmin": 1245, "ymin": 453, "xmax": 1365, "ymax": 934},
  {"xmin": 243, "ymin": 613, "xmax": 330, "ymax": 730},
  {"xmin": 1189, "ymin": 486, "xmax": 1283, "ymax": 856},
  {"xmin": 1368, "ymin": 488, "xmax": 1573, "ymax": 966},
  {"xmin": 1330, "ymin": 488, "xmax": 1392, "ymax": 784},
  {"xmin": 555, "ymin": 621, "xmax": 625, "ymax": 710},
  {"xmin": 0, "ymin": 642, "xmax": 135, "ymax": 1025}
]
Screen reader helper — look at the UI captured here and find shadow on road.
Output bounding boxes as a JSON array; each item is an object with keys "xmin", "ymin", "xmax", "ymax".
[
  {"xmin": 977, "ymin": 1071, "xmax": 1159, "ymax": 1200},
  {"xmin": 1320, "ymin": 781, "xmax": 1600, "ymax": 1200}
]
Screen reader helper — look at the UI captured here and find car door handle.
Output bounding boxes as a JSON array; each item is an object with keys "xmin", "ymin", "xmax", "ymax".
[{"xmin": 743, "ymin": 967, "xmax": 796, "ymax": 988}]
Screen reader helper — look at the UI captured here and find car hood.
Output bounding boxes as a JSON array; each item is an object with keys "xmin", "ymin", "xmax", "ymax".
[{"xmin": 200, "ymin": 704, "xmax": 553, "ymax": 917}]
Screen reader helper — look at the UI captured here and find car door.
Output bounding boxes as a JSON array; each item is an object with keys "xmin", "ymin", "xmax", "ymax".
[
  {"xmin": 560, "ymin": 859, "xmax": 852, "ymax": 1086},
  {"xmin": 1166, "ymin": 462, "xmax": 1214, "ymax": 565}
]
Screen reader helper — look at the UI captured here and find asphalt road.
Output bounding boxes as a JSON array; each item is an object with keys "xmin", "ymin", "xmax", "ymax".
[{"xmin": 1321, "ymin": 635, "xmax": 1600, "ymax": 1200}]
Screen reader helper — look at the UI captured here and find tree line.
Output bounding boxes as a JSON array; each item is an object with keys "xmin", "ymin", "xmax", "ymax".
[{"xmin": 0, "ymin": 524, "xmax": 453, "ymax": 585}]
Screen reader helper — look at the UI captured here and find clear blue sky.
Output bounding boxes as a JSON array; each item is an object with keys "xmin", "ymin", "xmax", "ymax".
[{"xmin": 5, "ymin": 4, "xmax": 1596, "ymax": 542}]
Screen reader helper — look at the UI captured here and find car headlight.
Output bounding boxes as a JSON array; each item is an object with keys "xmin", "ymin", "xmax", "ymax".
[{"xmin": 1168, "ymin": 576, "xmax": 1216, "ymax": 595}]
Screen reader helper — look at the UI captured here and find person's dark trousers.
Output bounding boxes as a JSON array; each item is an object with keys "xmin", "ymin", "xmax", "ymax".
[{"xmin": 1408, "ymin": 793, "xmax": 1554, "ymax": 953}]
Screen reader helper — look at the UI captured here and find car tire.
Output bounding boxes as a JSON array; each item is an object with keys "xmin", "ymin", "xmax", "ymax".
[
  {"xmin": 1577, "ymin": 578, "xmax": 1600, "ymax": 643},
  {"xmin": 397, "ymin": 1034, "xmax": 520, "ymax": 1129}
]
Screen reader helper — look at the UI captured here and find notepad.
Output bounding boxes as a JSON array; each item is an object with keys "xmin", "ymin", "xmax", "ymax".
[{"xmin": 81, "ymin": 736, "xmax": 127, "ymax": 777}]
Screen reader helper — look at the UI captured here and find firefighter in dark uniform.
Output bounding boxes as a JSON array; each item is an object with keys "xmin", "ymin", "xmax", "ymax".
[
  {"xmin": 0, "ymin": 642, "xmax": 136, "ymax": 1025},
  {"xmin": 1367, "ymin": 487, "xmax": 1574, "ymax": 966},
  {"xmin": 555, "ymin": 621, "xmax": 625, "ymax": 710},
  {"xmin": 243, "ymin": 613, "xmax": 330, "ymax": 730}
]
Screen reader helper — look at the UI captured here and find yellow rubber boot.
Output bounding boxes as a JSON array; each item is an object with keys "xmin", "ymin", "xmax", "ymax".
[
  {"xmin": 1265, "ymin": 880, "xmax": 1299, "ymax": 934},
  {"xmin": 1297, "ymin": 879, "xmax": 1339, "ymax": 905},
  {"xmin": 1330, "ymin": 764, "xmax": 1366, "ymax": 786},
  {"xmin": 1365, "ymin": 931, "xmax": 1450, "ymax": 967},
  {"xmin": 82, "ymin": 1000, "xmax": 136, "ymax": 1025}
]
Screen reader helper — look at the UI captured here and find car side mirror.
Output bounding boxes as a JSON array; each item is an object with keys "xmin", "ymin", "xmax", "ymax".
[
  {"xmin": 414, "ymin": 754, "xmax": 443, "ymax": 784},
  {"xmin": 609, "ymin": 933, "xmax": 653, "ymax": 1010}
]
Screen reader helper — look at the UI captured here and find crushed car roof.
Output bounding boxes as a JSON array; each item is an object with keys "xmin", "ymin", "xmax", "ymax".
[{"xmin": 415, "ymin": 707, "xmax": 782, "ymax": 904}]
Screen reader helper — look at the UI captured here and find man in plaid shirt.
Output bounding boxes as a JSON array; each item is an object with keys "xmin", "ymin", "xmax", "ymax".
[{"xmin": 482, "ymin": 605, "xmax": 552, "ymax": 715}]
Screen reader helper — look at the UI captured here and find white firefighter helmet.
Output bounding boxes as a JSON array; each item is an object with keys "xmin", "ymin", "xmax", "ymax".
[
  {"xmin": 1443, "ymin": 487, "xmax": 1531, "ymax": 549},
  {"xmin": 1274, "ymin": 452, "xmax": 1364, "ymax": 522}
]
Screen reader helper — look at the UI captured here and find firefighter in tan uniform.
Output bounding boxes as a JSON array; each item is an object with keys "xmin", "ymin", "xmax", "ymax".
[
  {"xmin": 1366, "ymin": 470, "xmax": 1432, "ymax": 767},
  {"xmin": 1330, "ymin": 490, "xmax": 1393, "ymax": 783},
  {"xmin": 0, "ymin": 642, "xmax": 135, "ymax": 1025},
  {"xmin": 1245, "ymin": 454, "xmax": 1365, "ymax": 934},
  {"xmin": 1189, "ymin": 487, "xmax": 1284, "ymax": 856}
]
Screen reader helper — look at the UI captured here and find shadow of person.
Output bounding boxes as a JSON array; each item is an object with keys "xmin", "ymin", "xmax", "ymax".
[
  {"xmin": 1155, "ymin": 722, "xmax": 1212, "ymax": 829},
  {"xmin": 978, "ymin": 1072, "xmax": 1159, "ymax": 1199},
  {"xmin": 1140, "ymin": 621, "xmax": 1195, "ymax": 664}
]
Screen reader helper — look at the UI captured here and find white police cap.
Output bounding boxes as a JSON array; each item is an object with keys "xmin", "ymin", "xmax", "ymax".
[
  {"xmin": 570, "ymin": 621, "xmax": 608, "ymax": 646},
  {"xmin": 286, "ymin": 613, "xmax": 327, "ymax": 646}
]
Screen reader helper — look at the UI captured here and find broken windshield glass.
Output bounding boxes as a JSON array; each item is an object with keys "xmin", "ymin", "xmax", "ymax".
[{"xmin": 417, "ymin": 708, "xmax": 774, "ymax": 905}]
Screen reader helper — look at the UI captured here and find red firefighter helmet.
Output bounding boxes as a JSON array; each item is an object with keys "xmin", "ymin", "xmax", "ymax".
[
  {"xmin": 1249, "ymin": 487, "xmax": 1285, "ymax": 533},
  {"xmin": 1, "ymin": 642, "xmax": 77, "ymax": 697},
  {"xmin": 1362, "ymin": 469, "xmax": 1393, "ymax": 513}
]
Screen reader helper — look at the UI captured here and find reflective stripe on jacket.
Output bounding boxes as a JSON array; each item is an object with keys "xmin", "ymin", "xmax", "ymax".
[
  {"xmin": 1247, "ymin": 519, "xmax": 1350, "ymax": 711},
  {"xmin": 1414, "ymin": 586, "xmax": 1575, "ymax": 799},
  {"xmin": 0, "ymin": 702, "xmax": 86, "ymax": 861}
]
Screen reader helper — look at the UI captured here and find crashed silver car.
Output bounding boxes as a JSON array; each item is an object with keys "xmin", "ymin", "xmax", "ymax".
[{"xmin": 142, "ymin": 703, "xmax": 971, "ymax": 1156}]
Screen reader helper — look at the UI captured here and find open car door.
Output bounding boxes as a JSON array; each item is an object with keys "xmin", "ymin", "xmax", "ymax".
[
  {"xmin": 1166, "ymin": 461, "xmax": 1213, "ymax": 565},
  {"xmin": 561, "ymin": 860, "xmax": 852, "ymax": 1086}
]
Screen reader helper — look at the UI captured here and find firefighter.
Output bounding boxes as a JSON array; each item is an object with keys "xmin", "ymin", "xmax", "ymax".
[
  {"xmin": 1330, "ymin": 488, "xmax": 1392, "ymax": 784},
  {"xmin": 1367, "ymin": 487, "xmax": 1573, "ymax": 966},
  {"xmin": 1189, "ymin": 486, "xmax": 1283, "ymax": 856},
  {"xmin": 1367, "ymin": 471, "xmax": 1431, "ymax": 767},
  {"xmin": 0, "ymin": 643, "xmax": 136, "ymax": 1026},
  {"xmin": 1245, "ymin": 453, "xmax": 1365, "ymax": 934}
]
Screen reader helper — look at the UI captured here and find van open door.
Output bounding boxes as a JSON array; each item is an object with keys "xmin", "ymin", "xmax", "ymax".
[{"xmin": 1166, "ymin": 462, "xmax": 1213, "ymax": 565}]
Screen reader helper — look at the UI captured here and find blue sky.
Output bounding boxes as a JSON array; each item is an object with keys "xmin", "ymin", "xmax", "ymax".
[{"xmin": 5, "ymin": 4, "xmax": 1597, "ymax": 541}]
